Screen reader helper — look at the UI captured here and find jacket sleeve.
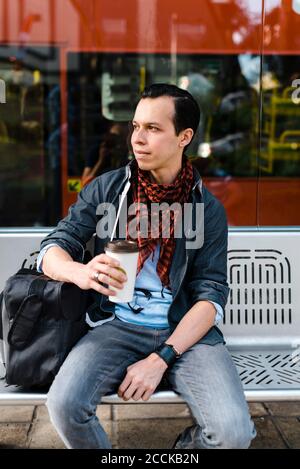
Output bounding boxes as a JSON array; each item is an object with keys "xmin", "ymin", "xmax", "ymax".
[
  {"xmin": 40, "ymin": 179, "xmax": 102, "ymax": 262},
  {"xmin": 188, "ymin": 194, "xmax": 230, "ymax": 312}
]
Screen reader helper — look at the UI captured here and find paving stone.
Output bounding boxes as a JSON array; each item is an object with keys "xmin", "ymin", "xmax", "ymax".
[
  {"xmin": 275, "ymin": 418, "xmax": 300, "ymax": 449},
  {"xmin": 0, "ymin": 423, "xmax": 30, "ymax": 449},
  {"xmin": 29, "ymin": 405, "xmax": 114, "ymax": 449},
  {"xmin": 103, "ymin": 421, "xmax": 117, "ymax": 446},
  {"xmin": 27, "ymin": 419, "xmax": 66, "ymax": 449},
  {"xmin": 112, "ymin": 403, "xmax": 191, "ymax": 421},
  {"xmin": 96, "ymin": 404, "xmax": 112, "ymax": 421},
  {"xmin": 264, "ymin": 402, "xmax": 300, "ymax": 417},
  {"xmin": 27, "ymin": 418, "xmax": 115, "ymax": 449},
  {"xmin": 0, "ymin": 406, "xmax": 35, "ymax": 423},
  {"xmin": 250, "ymin": 417, "xmax": 286, "ymax": 449},
  {"xmin": 116, "ymin": 417, "xmax": 194, "ymax": 449},
  {"xmin": 248, "ymin": 402, "xmax": 268, "ymax": 417},
  {"xmin": 34, "ymin": 405, "xmax": 50, "ymax": 421}
]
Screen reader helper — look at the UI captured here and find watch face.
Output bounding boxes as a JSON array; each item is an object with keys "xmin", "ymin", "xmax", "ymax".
[
  {"xmin": 168, "ymin": 344, "xmax": 180, "ymax": 357},
  {"xmin": 163, "ymin": 342, "xmax": 181, "ymax": 358}
]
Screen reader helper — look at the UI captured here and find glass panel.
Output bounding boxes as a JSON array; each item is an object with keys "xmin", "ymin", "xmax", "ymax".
[
  {"xmin": 0, "ymin": 0, "xmax": 271, "ymax": 227},
  {"xmin": 0, "ymin": 46, "xmax": 60, "ymax": 227},
  {"xmin": 258, "ymin": 0, "xmax": 300, "ymax": 225},
  {"xmin": 67, "ymin": 51, "xmax": 259, "ymax": 226}
]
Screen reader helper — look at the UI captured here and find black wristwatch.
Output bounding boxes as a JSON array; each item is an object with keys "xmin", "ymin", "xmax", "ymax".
[{"xmin": 154, "ymin": 342, "xmax": 182, "ymax": 367}]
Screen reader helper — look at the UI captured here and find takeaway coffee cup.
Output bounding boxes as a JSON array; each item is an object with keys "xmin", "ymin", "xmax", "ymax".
[{"xmin": 104, "ymin": 240, "xmax": 139, "ymax": 303}]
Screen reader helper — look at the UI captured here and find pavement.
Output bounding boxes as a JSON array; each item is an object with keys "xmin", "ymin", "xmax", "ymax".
[{"xmin": 0, "ymin": 401, "xmax": 300, "ymax": 449}]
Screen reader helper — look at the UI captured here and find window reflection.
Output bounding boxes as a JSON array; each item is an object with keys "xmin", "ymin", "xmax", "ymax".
[
  {"xmin": 0, "ymin": 36, "xmax": 299, "ymax": 226},
  {"xmin": 68, "ymin": 52, "xmax": 257, "ymax": 183},
  {"xmin": 65, "ymin": 50, "xmax": 300, "ymax": 226},
  {"xmin": 0, "ymin": 46, "xmax": 60, "ymax": 227},
  {"xmin": 259, "ymin": 55, "xmax": 300, "ymax": 176},
  {"xmin": 82, "ymin": 122, "xmax": 129, "ymax": 186}
]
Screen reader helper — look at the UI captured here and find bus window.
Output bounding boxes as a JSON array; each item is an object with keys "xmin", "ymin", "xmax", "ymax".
[
  {"xmin": 66, "ymin": 52, "xmax": 258, "ymax": 225},
  {"xmin": 258, "ymin": 0, "xmax": 300, "ymax": 226},
  {"xmin": 0, "ymin": 46, "xmax": 60, "ymax": 227},
  {"xmin": 1, "ymin": 0, "xmax": 299, "ymax": 228}
]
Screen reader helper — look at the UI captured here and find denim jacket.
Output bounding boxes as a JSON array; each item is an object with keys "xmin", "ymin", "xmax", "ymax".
[{"xmin": 40, "ymin": 160, "xmax": 229, "ymax": 345}]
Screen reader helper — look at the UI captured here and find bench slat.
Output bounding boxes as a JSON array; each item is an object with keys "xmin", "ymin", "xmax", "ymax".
[{"xmin": 1, "ymin": 389, "xmax": 300, "ymax": 406}]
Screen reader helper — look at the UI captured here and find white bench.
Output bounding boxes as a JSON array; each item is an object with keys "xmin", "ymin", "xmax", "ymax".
[{"xmin": 1, "ymin": 228, "xmax": 300, "ymax": 405}]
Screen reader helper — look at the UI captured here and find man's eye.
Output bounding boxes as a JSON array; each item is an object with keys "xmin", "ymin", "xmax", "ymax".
[{"xmin": 149, "ymin": 126, "xmax": 158, "ymax": 131}]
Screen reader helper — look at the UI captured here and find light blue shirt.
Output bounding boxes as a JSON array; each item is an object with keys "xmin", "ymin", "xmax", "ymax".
[
  {"xmin": 114, "ymin": 244, "xmax": 173, "ymax": 328},
  {"xmin": 37, "ymin": 243, "xmax": 224, "ymax": 328}
]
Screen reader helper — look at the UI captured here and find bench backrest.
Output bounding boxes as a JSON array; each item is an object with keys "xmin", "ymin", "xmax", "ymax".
[
  {"xmin": 1, "ymin": 229, "xmax": 299, "ymax": 349},
  {"xmin": 220, "ymin": 230, "xmax": 300, "ymax": 349}
]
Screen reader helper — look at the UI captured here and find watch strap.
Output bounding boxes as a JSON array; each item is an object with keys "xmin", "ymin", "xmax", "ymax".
[{"xmin": 154, "ymin": 342, "xmax": 180, "ymax": 367}]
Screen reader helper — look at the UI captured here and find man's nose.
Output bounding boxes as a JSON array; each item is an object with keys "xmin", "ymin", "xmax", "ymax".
[{"xmin": 132, "ymin": 128, "xmax": 147, "ymax": 145}]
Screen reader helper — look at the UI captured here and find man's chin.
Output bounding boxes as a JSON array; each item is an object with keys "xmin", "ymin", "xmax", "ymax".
[{"xmin": 135, "ymin": 158, "xmax": 153, "ymax": 170}]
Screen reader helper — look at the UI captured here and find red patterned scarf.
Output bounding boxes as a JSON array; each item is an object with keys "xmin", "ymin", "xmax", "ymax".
[{"xmin": 127, "ymin": 156, "xmax": 194, "ymax": 289}]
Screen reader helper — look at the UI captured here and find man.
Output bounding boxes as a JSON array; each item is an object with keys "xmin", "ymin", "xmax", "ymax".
[{"xmin": 38, "ymin": 83, "xmax": 256, "ymax": 449}]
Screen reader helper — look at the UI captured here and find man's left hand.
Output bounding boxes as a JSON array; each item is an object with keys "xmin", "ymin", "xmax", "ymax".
[{"xmin": 118, "ymin": 353, "xmax": 168, "ymax": 402}]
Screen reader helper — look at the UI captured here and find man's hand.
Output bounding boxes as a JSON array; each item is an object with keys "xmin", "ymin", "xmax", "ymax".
[
  {"xmin": 42, "ymin": 247, "xmax": 127, "ymax": 297},
  {"xmin": 118, "ymin": 353, "xmax": 168, "ymax": 402},
  {"xmin": 71, "ymin": 253, "xmax": 127, "ymax": 297}
]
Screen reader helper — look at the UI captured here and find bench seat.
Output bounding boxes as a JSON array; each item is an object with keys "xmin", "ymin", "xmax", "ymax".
[{"xmin": 1, "ymin": 347, "xmax": 300, "ymax": 405}]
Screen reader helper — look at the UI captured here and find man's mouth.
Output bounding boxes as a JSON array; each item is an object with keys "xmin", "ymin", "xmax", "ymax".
[{"xmin": 135, "ymin": 150, "xmax": 150, "ymax": 155}]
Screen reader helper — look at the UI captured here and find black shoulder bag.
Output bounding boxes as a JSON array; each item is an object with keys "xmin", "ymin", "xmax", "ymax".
[{"xmin": 0, "ymin": 267, "xmax": 91, "ymax": 388}]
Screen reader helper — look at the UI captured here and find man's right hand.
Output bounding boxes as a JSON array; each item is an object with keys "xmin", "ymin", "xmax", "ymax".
[
  {"xmin": 71, "ymin": 253, "xmax": 127, "ymax": 297},
  {"xmin": 42, "ymin": 246, "xmax": 127, "ymax": 297}
]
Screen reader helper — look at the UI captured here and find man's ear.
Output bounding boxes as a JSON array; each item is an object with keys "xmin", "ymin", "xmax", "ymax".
[{"xmin": 179, "ymin": 128, "xmax": 194, "ymax": 147}]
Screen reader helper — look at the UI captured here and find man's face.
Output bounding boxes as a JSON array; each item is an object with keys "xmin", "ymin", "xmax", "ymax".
[{"xmin": 131, "ymin": 96, "xmax": 184, "ymax": 173}]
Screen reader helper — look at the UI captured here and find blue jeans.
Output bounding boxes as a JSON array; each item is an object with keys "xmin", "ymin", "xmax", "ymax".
[{"xmin": 46, "ymin": 317, "xmax": 256, "ymax": 449}]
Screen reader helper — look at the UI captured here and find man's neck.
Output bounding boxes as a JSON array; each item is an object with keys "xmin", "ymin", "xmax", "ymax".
[{"xmin": 149, "ymin": 160, "xmax": 183, "ymax": 185}]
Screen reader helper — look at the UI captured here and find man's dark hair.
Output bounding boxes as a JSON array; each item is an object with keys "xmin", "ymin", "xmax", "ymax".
[{"xmin": 140, "ymin": 83, "xmax": 200, "ymax": 140}]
